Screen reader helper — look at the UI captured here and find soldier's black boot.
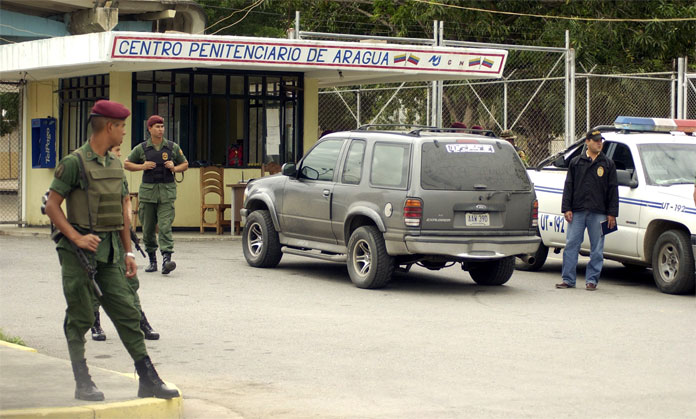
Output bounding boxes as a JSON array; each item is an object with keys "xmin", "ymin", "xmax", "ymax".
[
  {"xmin": 91, "ymin": 310, "xmax": 106, "ymax": 341},
  {"xmin": 161, "ymin": 252, "xmax": 176, "ymax": 275},
  {"xmin": 145, "ymin": 252, "xmax": 157, "ymax": 273},
  {"xmin": 134, "ymin": 356, "xmax": 180, "ymax": 399},
  {"xmin": 140, "ymin": 311, "xmax": 160, "ymax": 340},
  {"xmin": 71, "ymin": 359, "xmax": 105, "ymax": 401}
]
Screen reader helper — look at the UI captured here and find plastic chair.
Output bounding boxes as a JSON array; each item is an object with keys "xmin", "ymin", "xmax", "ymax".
[{"xmin": 200, "ymin": 166, "xmax": 231, "ymax": 234}]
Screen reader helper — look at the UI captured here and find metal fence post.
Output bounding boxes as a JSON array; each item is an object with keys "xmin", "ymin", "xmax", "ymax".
[
  {"xmin": 295, "ymin": 11, "xmax": 300, "ymax": 39},
  {"xmin": 564, "ymin": 31, "xmax": 570, "ymax": 146},
  {"xmin": 677, "ymin": 57, "xmax": 685, "ymax": 119},
  {"xmin": 569, "ymin": 46, "xmax": 576, "ymax": 140},
  {"xmin": 356, "ymin": 88, "xmax": 361, "ymax": 128},
  {"xmin": 503, "ymin": 76, "xmax": 508, "ymax": 130}
]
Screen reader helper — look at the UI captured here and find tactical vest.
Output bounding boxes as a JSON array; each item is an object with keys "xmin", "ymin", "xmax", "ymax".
[
  {"xmin": 142, "ymin": 141, "xmax": 175, "ymax": 184},
  {"xmin": 66, "ymin": 149, "xmax": 124, "ymax": 232}
]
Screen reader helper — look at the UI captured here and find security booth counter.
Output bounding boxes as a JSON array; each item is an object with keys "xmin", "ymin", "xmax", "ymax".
[{"xmin": 0, "ymin": 31, "xmax": 508, "ymax": 227}]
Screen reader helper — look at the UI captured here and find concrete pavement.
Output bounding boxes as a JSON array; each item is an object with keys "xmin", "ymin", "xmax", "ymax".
[
  {"xmin": 0, "ymin": 225, "xmax": 238, "ymax": 419},
  {"xmin": 0, "ymin": 341, "xmax": 182, "ymax": 418}
]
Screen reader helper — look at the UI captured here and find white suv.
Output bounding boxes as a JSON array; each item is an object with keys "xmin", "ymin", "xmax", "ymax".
[{"xmin": 520, "ymin": 117, "xmax": 696, "ymax": 294}]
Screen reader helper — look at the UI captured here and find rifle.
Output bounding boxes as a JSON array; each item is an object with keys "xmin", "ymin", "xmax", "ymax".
[
  {"xmin": 41, "ymin": 191, "xmax": 103, "ymax": 298},
  {"xmin": 130, "ymin": 228, "xmax": 146, "ymax": 257}
]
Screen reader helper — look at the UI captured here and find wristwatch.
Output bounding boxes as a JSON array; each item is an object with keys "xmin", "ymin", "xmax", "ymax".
[{"xmin": 125, "ymin": 252, "xmax": 136, "ymax": 259}]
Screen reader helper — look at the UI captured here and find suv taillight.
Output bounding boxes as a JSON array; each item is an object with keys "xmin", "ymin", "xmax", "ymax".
[
  {"xmin": 404, "ymin": 198, "xmax": 423, "ymax": 227},
  {"xmin": 531, "ymin": 199, "xmax": 538, "ymax": 228}
]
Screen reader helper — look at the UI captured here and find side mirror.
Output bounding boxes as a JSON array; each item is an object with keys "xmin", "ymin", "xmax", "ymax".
[
  {"xmin": 300, "ymin": 166, "xmax": 319, "ymax": 180},
  {"xmin": 281, "ymin": 163, "xmax": 297, "ymax": 177},
  {"xmin": 553, "ymin": 156, "xmax": 566, "ymax": 168},
  {"xmin": 617, "ymin": 169, "xmax": 638, "ymax": 188}
]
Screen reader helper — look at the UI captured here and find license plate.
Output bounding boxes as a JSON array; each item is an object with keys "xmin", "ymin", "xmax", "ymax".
[{"xmin": 465, "ymin": 213, "xmax": 490, "ymax": 226}]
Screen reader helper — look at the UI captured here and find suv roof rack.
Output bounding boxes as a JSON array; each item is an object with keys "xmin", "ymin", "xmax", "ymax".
[
  {"xmin": 355, "ymin": 124, "xmax": 435, "ymax": 131},
  {"xmin": 410, "ymin": 127, "xmax": 498, "ymax": 137}
]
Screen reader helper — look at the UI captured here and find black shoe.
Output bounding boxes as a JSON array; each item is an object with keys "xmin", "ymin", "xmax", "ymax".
[
  {"xmin": 145, "ymin": 252, "xmax": 157, "ymax": 273},
  {"xmin": 134, "ymin": 356, "xmax": 180, "ymax": 399},
  {"xmin": 161, "ymin": 252, "xmax": 176, "ymax": 275},
  {"xmin": 140, "ymin": 311, "xmax": 160, "ymax": 340},
  {"xmin": 71, "ymin": 359, "xmax": 105, "ymax": 401},
  {"xmin": 91, "ymin": 310, "xmax": 106, "ymax": 341}
]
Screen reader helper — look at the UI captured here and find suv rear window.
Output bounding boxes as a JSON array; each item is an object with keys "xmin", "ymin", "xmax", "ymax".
[{"xmin": 421, "ymin": 141, "xmax": 531, "ymax": 191}]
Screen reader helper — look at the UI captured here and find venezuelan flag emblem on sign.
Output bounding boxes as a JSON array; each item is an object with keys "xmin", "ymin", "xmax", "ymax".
[
  {"xmin": 394, "ymin": 53, "xmax": 407, "ymax": 63},
  {"xmin": 407, "ymin": 54, "xmax": 420, "ymax": 65}
]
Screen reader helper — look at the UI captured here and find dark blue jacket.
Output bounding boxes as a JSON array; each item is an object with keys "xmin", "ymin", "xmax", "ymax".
[{"xmin": 561, "ymin": 151, "xmax": 619, "ymax": 217}]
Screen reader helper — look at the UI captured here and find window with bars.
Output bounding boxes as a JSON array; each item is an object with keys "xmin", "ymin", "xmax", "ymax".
[
  {"xmin": 58, "ymin": 75, "xmax": 109, "ymax": 156},
  {"xmin": 133, "ymin": 69, "xmax": 302, "ymax": 168}
]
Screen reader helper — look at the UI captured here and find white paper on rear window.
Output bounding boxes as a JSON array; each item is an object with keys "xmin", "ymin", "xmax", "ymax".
[{"xmin": 445, "ymin": 144, "xmax": 494, "ymax": 153}]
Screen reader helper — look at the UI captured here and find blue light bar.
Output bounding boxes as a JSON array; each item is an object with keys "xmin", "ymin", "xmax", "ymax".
[
  {"xmin": 614, "ymin": 116, "xmax": 696, "ymax": 133},
  {"xmin": 614, "ymin": 116, "xmax": 656, "ymax": 131}
]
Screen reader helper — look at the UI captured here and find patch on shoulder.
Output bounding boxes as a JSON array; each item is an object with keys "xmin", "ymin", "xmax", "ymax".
[{"xmin": 54, "ymin": 163, "xmax": 65, "ymax": 179}]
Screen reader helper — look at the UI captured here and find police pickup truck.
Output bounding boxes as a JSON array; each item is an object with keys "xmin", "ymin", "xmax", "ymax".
[{"xmin": 518, "ymin": 117, "xmax": 696, "ymax": 295}]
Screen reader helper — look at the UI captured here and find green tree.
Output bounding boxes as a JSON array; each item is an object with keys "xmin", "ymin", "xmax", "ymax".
[{"xmin": 198, "ymin": 0, "xmax": 696, "ymax": 71}]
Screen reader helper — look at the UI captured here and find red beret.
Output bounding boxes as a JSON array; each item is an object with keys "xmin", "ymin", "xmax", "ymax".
[
  {"xmin": 147, "ymin": 115, "xmax": 164, "ymax": 128},
  {"xmin": 451, "ymin": 122, "xmax": 467, "ymax": 129},
  {"xmin": 90, "ymin": 100, "xmax": 130, "ymax": 120}
]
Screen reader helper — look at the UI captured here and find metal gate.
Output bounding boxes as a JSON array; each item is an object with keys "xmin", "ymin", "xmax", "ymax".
[{"xmin": 0, "ymin": 81, "xmax": 23, "ymax": 224}]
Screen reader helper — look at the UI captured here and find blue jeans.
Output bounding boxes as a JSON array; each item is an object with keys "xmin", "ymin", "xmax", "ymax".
[{"xmin": 561, "ymin": 211, "xmax": 606, "ymax": 286}]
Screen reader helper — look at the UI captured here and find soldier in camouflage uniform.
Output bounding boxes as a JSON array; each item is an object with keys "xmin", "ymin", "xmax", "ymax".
[
  {"xmin": 501, "ymin": 129, "xmax": 529, "ymax": 166},
  {"xmin": 125, "ymin": 115, "xmax": 188, "ymax": 275},
  {"xmin": 90, "ymin": 145, "xmax": 159, "ymax": 342},
  {"xmin": 44, "ymin": 100, "xmax": 178, "ymax": 401}
]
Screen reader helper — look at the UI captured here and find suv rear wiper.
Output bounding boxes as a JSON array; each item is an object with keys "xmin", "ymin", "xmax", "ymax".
[{"xmin": 486, "ymin": 191, "xmax": 511, "ymax": 200}]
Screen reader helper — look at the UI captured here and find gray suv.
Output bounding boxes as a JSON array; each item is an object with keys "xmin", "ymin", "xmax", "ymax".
[{"xmin": 241, "ymin": 126, "xmax": 541, "ymax": 289}]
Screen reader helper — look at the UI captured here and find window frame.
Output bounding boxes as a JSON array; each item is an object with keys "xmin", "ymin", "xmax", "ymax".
[
  {"xmin": 298, "ymin": 138, "xmax": 345, "ymax": 182},
  {"xmin": 57, "ymin": 74, "xmax": 110, "ymax": 157},
  {"xmin": 340, "ymin": 139, "xmax": 366, "ymax": 185},
  {"xmin": 132, "ymin": 69, "xmax": 303, "ymax": 168},
  {"xmin": 369, "ymin": 141, "xmax": 412, "ymax": 190}
]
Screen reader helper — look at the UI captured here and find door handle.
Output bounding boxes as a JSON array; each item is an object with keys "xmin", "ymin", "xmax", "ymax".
[{"xmin": 322, "ymin": 189, "xmax": 331, "ymax": 197}]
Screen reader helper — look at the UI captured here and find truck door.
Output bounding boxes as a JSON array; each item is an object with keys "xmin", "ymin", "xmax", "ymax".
[
  {"xmin": 281, "ymin": 139, "xmax": 344, "ymax": 244},
  {"xmin": 603, "ymin": 142, "xmax": 640, "ymax": 257}
]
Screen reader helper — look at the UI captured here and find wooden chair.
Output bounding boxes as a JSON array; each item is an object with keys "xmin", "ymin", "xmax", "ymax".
[
  {"xmin": 261, "ymin": 161, "xmax": 282, "ymax": 176},
  {"xmin": 200, "ymin": 166, "xmax": 231, "ymax": 234},
  {"xmin": 128, "ymin": 192, "xmax": 139, "ymax": 229}
]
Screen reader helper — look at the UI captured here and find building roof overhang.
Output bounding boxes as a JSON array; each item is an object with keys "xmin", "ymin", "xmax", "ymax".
[{"xmin": 0, "ymin": 31, "xmax": 508, "ymax": 87}]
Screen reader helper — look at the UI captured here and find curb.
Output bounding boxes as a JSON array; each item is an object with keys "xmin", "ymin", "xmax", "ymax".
[
  {"xmin": 0, "ymin": 227, "xmax": 241, "ymax": 241},
  {"xmin": 0, "ymin": 343, "xmax": 183, "ymax": 419},
  {"xmin": 0, "ymin": 341, "xmax": 36, "ymax": 353},
  {"xmin": 0, "ymin": 397, "xmax": 183, "ymax": 419}
]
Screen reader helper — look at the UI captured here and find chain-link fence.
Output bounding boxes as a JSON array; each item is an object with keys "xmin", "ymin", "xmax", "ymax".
[
  {"xmin": 687, "ymin": 74, "xmax": 696, "ymax": 119},
  {"xmin": 575, "ymin": 72, "xmax": 676, "ymax": 135},
  {"xmin": 319, "ymin": 65, "xmax": 694, "ymax": 167},
  {"xmin": 0, "ymin": 81, "xmax": 22, "ymax": 224}
]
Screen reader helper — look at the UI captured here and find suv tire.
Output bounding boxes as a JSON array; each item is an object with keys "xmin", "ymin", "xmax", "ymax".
[
  {"xmin": 651, "ymin": 229, "xmax": 695, "ymax": 295},
  {"xmin": 468, "ymin": 256, "xmax": 515, "ymax": 286},
  {"xmin": 347, "ymin": 226, "xmax": 394, "ymax": 289},
  {"xmin": 243, "ymin": 210, "xmax": 283, "ymax": 268}
]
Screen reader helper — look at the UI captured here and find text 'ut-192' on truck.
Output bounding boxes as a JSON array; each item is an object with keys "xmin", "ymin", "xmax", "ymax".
[
  {"xmin": 241, "ymin": 125, "xmax": 541, "ymax": 289},
  {"xmin": 520, "ymin": 117, "xmax": 696, "ymax": 295}
]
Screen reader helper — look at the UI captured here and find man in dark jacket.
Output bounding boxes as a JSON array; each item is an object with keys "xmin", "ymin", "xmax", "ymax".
[{"xmin": 556, "ymin": 129, "xmax": 619, "ymax": 291}]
